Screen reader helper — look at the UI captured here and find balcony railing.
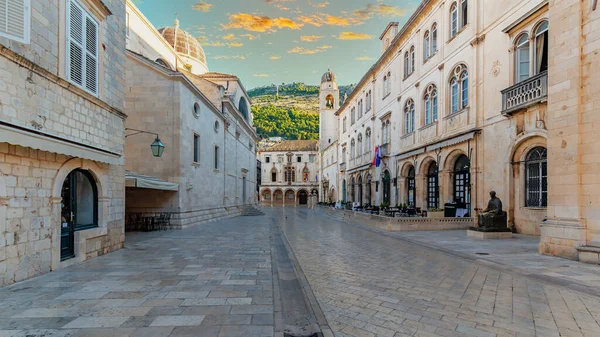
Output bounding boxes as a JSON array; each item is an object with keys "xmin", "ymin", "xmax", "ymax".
[
  {"xmin": 379, "ymin": 143, "xmax": 390, "ymax": 157},
  {"xmin": 340, "ymin": 162, "xmax": 347, "ymax": 171},
  {"xmin": 501, "ymin": 71, "xmax": 548, "ymax": 115}
]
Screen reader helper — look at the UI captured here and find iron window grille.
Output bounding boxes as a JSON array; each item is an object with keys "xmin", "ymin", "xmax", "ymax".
[{"xmin": 525, "ymin": 147, "xmax": 547, "ymax": 207}]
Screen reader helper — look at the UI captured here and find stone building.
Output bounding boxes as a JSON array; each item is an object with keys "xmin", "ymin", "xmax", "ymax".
[
  {"xmin": 319, "ymin": 71, "xmax": 340, "ymax": 203},
  {"xmin": 323, "ymin": 0, "xmax": 551, "ymax": 233},
  {"xmin": 258, "ymin": 140, "xmax": 320, "ymax": 206},
  {"xmin": 0, "ymin": 0, "xmax": 127, "ymax": 285},
  {"xmin": 124, "ymin": 1, "xmax": 259, "ymax": 228}
]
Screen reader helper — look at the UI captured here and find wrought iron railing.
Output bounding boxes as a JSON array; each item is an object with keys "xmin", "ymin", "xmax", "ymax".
[{"xmin": 501, "ymin": 71, "xmax": 548, "ymax": 115}]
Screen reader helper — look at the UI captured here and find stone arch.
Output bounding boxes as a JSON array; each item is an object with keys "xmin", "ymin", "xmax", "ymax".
[
  {"xmin": 273, "ymin": 189, "xmax": 284, "ymax": 206},
  {"xmin": 325, "ymin": 94, "xmax": 335, "ymax": 109},
  {"xmin": 261, "ymin": 189, "xmax": 272, "ymax": 206},
  {"xmin": 442, "ymin": 149, "xmax": 469, "ymax": 172},
  {"xmin": 52, "ymin": 158, "xmax": 107, "ymax": 199},
  {"xmin": 284, "ymin": 189, "xmax": 296, "ymax": 206},
  {"xmin": 297, "ymin": 189, "xmax": 309, "ymax": 205},
  {"xmin": 418, "ymin": 156, "xmax": 437, "ymax": 175},
  {"xmin": 399, "ymin": 161, "xmax": 415, "ymax": 177}
]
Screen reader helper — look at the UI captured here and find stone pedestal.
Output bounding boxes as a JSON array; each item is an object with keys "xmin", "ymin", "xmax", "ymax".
[{"xmin": 467, "ymin": 228, "xmax": 512, "ymax": 239}]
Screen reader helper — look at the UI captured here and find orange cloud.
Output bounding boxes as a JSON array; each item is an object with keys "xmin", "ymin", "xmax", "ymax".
[
  {"xmin": 298, "ymin": 14, "xmax": 362, "ymax": 27},
  {"xmin": 270, "ymin": 55, "xmax": 281, "ymax": 60},
  {"xmin": 309, "ymin": 1, "xmax": 329, "ymax": 8},
  {"xmin": 204, "ymin": 40, "xmax": 226, "ymax": 47},
  {"xmin": 300, "ymin": 35, "xmax": 324, "ymax": 42},
  {"xmin": 192, "ymin": 1, "xmax": 212, "ymax": 12},
  {"xmin": 227, "ymin": 41, "xmax": 244, "ymax": 47},
  {"xmin": 241, "ymin": 34, "xmax": 258, "ymax": 40},
  {"xmin": 338, "ymin": 32, "xmax": 373, "ymax": 40},
  {"xmin": 356, "ymin": 56, "xmax": 375, "ymax": 61},
  {"xmin": 353, "ymin": 3, "xmax": 407, "ymax": 19},
  {"xmin": 213, "ymin": 55, "xmax": 247, "ymax": 60},
  {"xmin": 223, "ymin": 13, "xmax": 303, "ymax": 32},
  {"xmin": 222, "ymin": 34, "xmax": 237, "ymax": 40},
  {"xmin": 253, "ymin": 73, "xmax": 270, "ymax": 77},
  {"xmin": 288, "ymin": 45, "xmax": 332, "ymax": 55}
]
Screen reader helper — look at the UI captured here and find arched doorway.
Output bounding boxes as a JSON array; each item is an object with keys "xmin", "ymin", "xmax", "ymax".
[
  {"xmin": 366, "ymin": 174, "xmax": 372, "ymax": 206},
  {"xmin": 261, "ymin": 190, "xmax": 272, "ymax": 206},
  {"xmin": 285, "ymin": 190, "xmax": 295, "ymax": 206},
  {"xmin": 298, "ymin": 190, "xmax": 308, "ymax": 205},
  {"xmin": 358, "ymin": 176, "xmax": 363, "ymax": 206},
  {"xmin": 406, "ymin": 166, "xmax": 416, "ymax": 207},
  {"xmin": 382, "ymin": 171, "xmax": 391, "ymax": 204},
  {"xmin": 342, "ymin": 180, "xmax": 347, "ymax": 202},
  {"xmin": 453, "ymin": 155, "xmax": 470, "ymax": 211},
  {"xmin": 350, "ymin": 177, "xmax": 356, "ymax": 202},
  {"xmin": 273, "ymin": 190, "xmax": 284, "ymax": 206},
  {"xmin": 427, "ymin": 162, "xmax": 439, "ymax": 209},
  {"xmin": 61, "ymin": 169, "xmax": 98, "ymax": 260}
]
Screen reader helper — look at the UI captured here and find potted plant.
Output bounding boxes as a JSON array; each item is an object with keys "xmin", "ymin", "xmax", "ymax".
[
  {"xmin": 428, "ymin": 208, "xmax": 445, "ymax": 218},
  {"xmin": 380, "ymin": 201, "xmax": 390, "ymax": 210}
]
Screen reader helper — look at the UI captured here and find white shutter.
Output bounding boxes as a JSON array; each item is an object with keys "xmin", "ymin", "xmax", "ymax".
[
  {"xmin": 0, "ymin": 0, "xmax": 30, "ymax": 43},
  {"xmin": 67, "ymin": 0, "xmax": 98, "ymax": 95}
]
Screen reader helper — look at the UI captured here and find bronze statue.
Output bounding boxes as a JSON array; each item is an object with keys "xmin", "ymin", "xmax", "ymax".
[{"xmin": 478, "ymin": 191, "xmax": 505, "ymax": 228}]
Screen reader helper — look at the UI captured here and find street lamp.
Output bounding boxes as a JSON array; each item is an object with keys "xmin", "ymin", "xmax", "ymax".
[{"xmin": 125, "ymin": 128, "xmax": 165, "ymax": 158}]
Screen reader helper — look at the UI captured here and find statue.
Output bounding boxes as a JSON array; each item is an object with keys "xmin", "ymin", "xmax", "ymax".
[{"xmin": 477, "ymin": 191, "xmax": 508, "ymax": 230}]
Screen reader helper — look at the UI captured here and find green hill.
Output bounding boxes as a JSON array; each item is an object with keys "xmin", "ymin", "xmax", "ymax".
[{"xmin": 248, "ymin": 82, "xmax": 354, "ymax": 140}]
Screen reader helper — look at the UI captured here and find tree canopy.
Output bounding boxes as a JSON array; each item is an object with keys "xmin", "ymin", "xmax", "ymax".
[{"xmin": 252, "ymin": 105, "xmax": 319, "ymax": 140}]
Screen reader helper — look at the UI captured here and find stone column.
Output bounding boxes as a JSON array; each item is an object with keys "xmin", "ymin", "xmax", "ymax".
[{"xmin": 440, "ymin": 170, "xmax": 452, "ymax": 207}]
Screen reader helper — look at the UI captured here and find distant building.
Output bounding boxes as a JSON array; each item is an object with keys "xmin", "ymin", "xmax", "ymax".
[
  {"xmin": 124, "ymin": 1, "xmax": 259, "ymax": 228},
  {"xmin": 258, "ymin": 140, "xmax": 320, "ymax": 206}
]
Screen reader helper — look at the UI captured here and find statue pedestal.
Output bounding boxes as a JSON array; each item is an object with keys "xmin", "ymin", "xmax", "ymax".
[{"xmin": 468, "ymin": 227, "xmax": 512, "ymax": 239}]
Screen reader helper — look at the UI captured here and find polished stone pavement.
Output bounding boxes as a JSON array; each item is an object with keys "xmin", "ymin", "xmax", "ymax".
[
  {"xmin": 275, "ymin": 207, "xmax": 600, "ymax": 337},
  {"xmin": 2, "ymin": 207, "xmax": 600, "ymax": 337}
]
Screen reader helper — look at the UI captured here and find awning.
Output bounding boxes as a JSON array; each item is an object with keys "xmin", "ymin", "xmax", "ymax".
[
  {"xmin": 125, "ymin": 171, "xmax": 179, "ymax": 191},
  {"xmin": 0, "ymin": 123, "xmax": 121, "ymax": 165},
  {"xmin": 427, "ymin": 131, "xmax": 476, "ymax": 152}
]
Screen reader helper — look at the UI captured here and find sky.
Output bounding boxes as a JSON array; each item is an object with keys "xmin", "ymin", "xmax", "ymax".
[{"xmin": 133, "ymin": 0, "xmax": 417, "ymax": 89}]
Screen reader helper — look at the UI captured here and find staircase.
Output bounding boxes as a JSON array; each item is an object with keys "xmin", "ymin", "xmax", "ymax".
[{"xmin": 241, "ymin": 205, "xmax": 265, "ymax": 216}]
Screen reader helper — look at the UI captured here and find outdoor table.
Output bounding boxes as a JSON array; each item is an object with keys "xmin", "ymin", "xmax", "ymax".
[{"xmin": 384, "ymin": 209, "xmax": 400, "ymax": 217}]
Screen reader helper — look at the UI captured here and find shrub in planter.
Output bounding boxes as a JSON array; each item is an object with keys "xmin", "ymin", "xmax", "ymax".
[{"xmin": 428, "ymin": 208, "xmax": 444, "ymax": 218}]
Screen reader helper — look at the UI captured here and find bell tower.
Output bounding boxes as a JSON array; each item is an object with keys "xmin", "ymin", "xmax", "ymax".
[{"xmin": 319, "ymin": 69, "xmax": 339, "ymax": 150}]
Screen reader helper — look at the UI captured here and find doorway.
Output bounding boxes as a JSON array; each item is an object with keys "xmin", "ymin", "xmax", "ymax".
[
  {"xmin": 298, "ymin": 190, "xmax": 308, "ymax": 205},
  {"xmin": 242, "ymin": 177, "xmax": 247, "ymax": 204}
]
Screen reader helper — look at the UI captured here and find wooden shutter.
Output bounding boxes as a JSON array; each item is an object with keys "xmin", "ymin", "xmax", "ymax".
[
  {"xmin": 0, "ymin": 0, "xmax": 30, "ymax": 43},
  {"xmin": 67, "ymin": 0, "xmax": 98, "ymax": 95}
]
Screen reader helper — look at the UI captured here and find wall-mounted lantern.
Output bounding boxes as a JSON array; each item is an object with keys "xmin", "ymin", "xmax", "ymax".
[{"xmin": 125, "ymin": 128, "xmax": 165, "ymax": 158}]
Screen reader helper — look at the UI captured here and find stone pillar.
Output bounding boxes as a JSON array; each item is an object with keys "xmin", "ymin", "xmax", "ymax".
[
  {"xmin": 440, "ymin": 170, "xmax": 452, "ymax": 207},
  {"xmin": 540, "ymin": 0, "xmax": 597, "ymax": 260}
]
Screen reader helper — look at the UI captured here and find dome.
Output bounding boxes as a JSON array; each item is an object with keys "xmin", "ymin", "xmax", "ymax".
[
  {"xmin": 321, "ymin": 70, "xmax": 336, "ymax": 83},
  {"xmin": 158, "ymin": 20, "xmax": 207, "ymax": 71}
]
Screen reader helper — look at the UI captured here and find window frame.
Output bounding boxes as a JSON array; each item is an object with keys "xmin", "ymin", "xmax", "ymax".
[
  {"xmin": 423, "ymin": 84, "xmax": 438, "ymax": 125},
  {"xmin": 66, "ymin": 0, "xmax": 100, "ymax": 96},
  {"xmin": 214, "ymin": 145, "xmax": 219, "ymax": 170},
  {"xmin": 424, "ymin": 30, "xmax": 430, "ymax": 61},
  {"xmin": 404, "ymin": 99, "xmax": 415, "ymax": 134},
  {"xmin": 193, "ymin": 134, "xmax": 200, "ymax": 164},
  {"xmin": 449, "ymin": 64, "xmax": 469, "ymax": 114},
  {"xmin": 524, "ymin": 147, "xmax": 548, "ymax": 208},
  {"xmin": 0, "ymin": 0, "xmax": 31, "ymax": 43},
  {"xmin": 515, "ymin": 33, "xmax": 530, "ymax": 83}
]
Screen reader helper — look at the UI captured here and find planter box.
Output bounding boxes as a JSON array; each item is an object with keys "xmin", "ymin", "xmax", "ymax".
[{"xmin": 428, "ymin": 211, "xmax": 444, "ymax": 218}]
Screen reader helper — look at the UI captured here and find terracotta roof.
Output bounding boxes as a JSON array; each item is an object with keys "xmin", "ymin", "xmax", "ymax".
[
  {"xmin": 199, "ymin": 72, "xmax": 239, "ymax": 80},
  {"xmin": 262, "ymin": 140, "xmax": 319, "ymax": 152}
]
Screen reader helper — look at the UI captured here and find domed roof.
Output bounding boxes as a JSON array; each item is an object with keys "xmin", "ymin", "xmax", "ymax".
[
  {"xmin": 158, "ymin": 19, "xmax": 207, "ymax": 69},
  {"xmin": 321, "ymin": 69, "xmax": 336, "ymax": 83}
]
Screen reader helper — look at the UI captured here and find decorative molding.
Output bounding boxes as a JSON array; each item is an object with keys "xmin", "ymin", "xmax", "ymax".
[
  {"xmin": 81, "ymin": 0, "xmax": 113, "ymax": 20},
  {"xmin": 415, "ymin": 81, "xmax": 420, "ymax": 88},
  {"xmin": 438, "ymin": 63, "xmax": 444, "ymax": 70},
  {"xmin": 470, "ymin": 34, "xmax": 486, "ymax": 46}
]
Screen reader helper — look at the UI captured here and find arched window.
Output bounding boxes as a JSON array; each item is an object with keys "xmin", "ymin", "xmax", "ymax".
[
  {"xmin": 366, "ymin": 91, "xmax": 372, "ymax": 111},
  {"xmin": 238, "ymin": 97, "xmax": 249, "ymax": 121},
  {"xmin": 358, "ymin": 99, "xmax": 363, "ymax": 118},
  {"xmin": 515, "ymin": 33, "xmax": 530, "ymax": 83},
  {"xmin": 350, "ymin": 177, "xmax": 356, "ymax": 202},
  {"xmin": 383, "ymin": 75, "xmax": 388, "ymax": 96},
  {"xmin": 431, "ymin": 23, "xmax": 438, "ymax": 54},
  {"xmin": 303, "ymin": 167, "xmax": 310, "ymax": 182},
  {"xmin": 271, "ymin": 168, "xmax": 277, "ymax": 182},
  {"xmin": 358, "ymin": 175, "xmax": 363, "ymax": 205},
  {"xmin": 410, "ymin": 46, "xmax": 415, "ymax": 73},
  {"xmin": 535, "ymin": 21, "xmax": 549, "ymax": 74},
  {"xmin": 381, "ymin": 120, "xmax": 390, "ymax": 144},
  {"xmin": 404, "ymin": 51, "xmax": 410, "ymax": 78},
  {"xmin": 450, "ymin": 3, "xmax": 458, "ymax": 36},
  {"xmin": 427, "ymin": 162, "xmax": 439, "ymax": 209},
  {"xmin": 386, "ymin": 71, "xmax": 392, "ymax": 95},
  {"xmin": 357, "ymin": 133, "xmax": 363, "ymax": 158},
  {"xmin": 424, "ymin": 30, "xmax": 430, "ymax": 61},
  {"xmin": 351, "ymin": 107, "xmax": 356, "ymax": 124},
  {"xmin": 423, "ymin": 84, "xmax": 438, "ymax": 125},
  {"xmin": 325, "ymin": 94, "xmax": 335, "ymax": 109},
  {"xmin": 404, "ymin": 99, "xmax": 415, "ymax": 134},
  {"xmin": 365, "ymin": 128, "xmax": 372, "ymax": 155},
  {"xmin": 450, "ymin": 64, "xmax": 469, "ymax": 114},
  {"xmin": 285, "ymin": 166, "xmax": 296, "ymax": 183},
  {"xmin": 407, "ymin": 166, "xmax": 416, "ymax": 207},
  {"xmin": 454, "ymin": 155, "xmax": 471, "ymax": 212},
  {"xmin": 525, "ymin": 147, "xmax": 547, "ymax": 207},
  {"xmin": 382, "ymin": 171, "xmax": 391, "ymax": 204},
  {"xmin": 350, "ymin": 139, "xmax": 356, "ymax": 160},
  {"xmin": 155, "ymin": 58, "xmax": 172, "ymax": 70}
]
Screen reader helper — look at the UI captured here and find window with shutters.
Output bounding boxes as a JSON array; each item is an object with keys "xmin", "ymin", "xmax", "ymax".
[
  {"xmin": 67, "ymin": 0, "xmax": 99, "ymax": 96},
  {"xmin": 0, "ymin": 0, "xmax": 30, "ymax": 43}
]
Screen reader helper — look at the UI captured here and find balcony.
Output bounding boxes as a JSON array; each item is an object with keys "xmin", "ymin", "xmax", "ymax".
[
  {"xmin": 340, "ymin": 162, "xmax": 347, "ymax": 171},
  {"xmin": 379, "ymin": 143, "xmax": 390, "ymax": 157},
  {"xmin": 501, "ymin": 71, "xmax": 548, "ymax": 115}
]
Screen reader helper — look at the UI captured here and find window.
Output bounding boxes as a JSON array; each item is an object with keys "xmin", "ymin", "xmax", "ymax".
[
  {"xmin": 265, "ymin": 156, "xmax": 270, "ymax": 163},
  {"xmin": 343, "ymin": 116, "xmax": 347, "ymax": 132},
  {"xmin": 287, "ymin": 154, "xmax": 292, "ymax": 163},
  {"xmin": 309, "ymin": 154, "xmax": 315, "ymax": 163},
  {"xmin": 126, "ymin": 11, "xmax": 129, "ymax": 37},
  {"xmin": 278, "ymin": 156, "xmax": 284, "ymax": 163},
  {"xmin": 357, "ymin": 133, "xmax": 363, "ymax": 158},
  {"xmin": 358, "ymin": 99, "xmax": 363, "ymax": 118},
  {"xmin": 450, "ymin": 1, "xmax": 468, "ymax": 37},
  {"xmin": 214, "ymin": 121, "xmax": 220, "ymax": 133},
  {"xmin": 0, "ymin": 0, "xmax": 31, "ymax": 43},
  {"xmin": 297, "ymin": 156, "xmax": 302, "ymax": 163},
  {"xmin": 424, "ymin": 31, "xmax": 430, "ymax": 60},
  {"xmin": 382, "ymin": 120, "xmax": 390, "ymax": 145},
  {"xmin": 450, "ymin": 64, "xmax": 468, "ymax": 113},
  {"xmin": 407, "ymin": 166, "xmax": 416, "ymax": 207},
  {"xmin": 214, "ymin": 145, "xmax": 219, "ymax": 170},
  {"xmin": 67, "ymin": 0, "xmax": 99, "ymax": 95},
  {"xmin": 238, "ymin": 97, "xmax": 249, "ymax": 121},
  {"xmin": 410, "ymin": 46, "xmax": 415, "ymax": 73},
  {"xmin": 431, "ymin": 23, "xmax": 438, "ymax": 54},
  {"xmin": 404, "ymin": 99, "xmax": 415, "ymax": 134},
  {"xmin": 342, "ymin": 147, "xmax": 347, "ymax": 163},
  {"xmin": 424, "ymin": 84, "xmax": 438, "ymax": 125},
  {"xmin": 454, "ymin": 155, "xmax": 471, "ymax": 211},
  {"xmin": 404, "ymin": 51, "xmax": 410, "ymax": 77},
  {"xmin": 515, "ymin": 34, "xmax": 530, "ymax": 83},
  {"xmin": 61, "ymin": 169, "xmax": 98, "ymax": 232},
  {"xmin": 366, "ymin": 90, "xmax": 372, "ymax": 111},
  {"xmin": 427, "ymin": 162, "xmax": 439, "ymax": 209},
  {"xmin": 193, "ymin": 134, "xmax": 200, "ymax": 163},
  {"xmin": 271, "ymin": 168, "xmax": 277, "ymax": 182},
  {"xmin": 351, "ymin": 107, "xmax": 356, "ymax": 124},
  {"xmin": 386, "ymin": 71, "xmax": 392, "ymax": 95},
  {"xmin": 303, "ymin": 168, "xmax": 310, "ymax": 182},
  {"xmin": 285, "ymin": 166, "xmax": 296, "ymax": 182},
  {"xmin": 365, "ymin": 128, "xmax": 372, "ymax": 155},
  {"xmin": 350, "ymin": 139, "xmax": 356, "ymax": 159},
  {"xmin": 525, "ymin": 147, "xmax": 547, "ymax": 207},
  {"xmin": 534, "ymin": 21, "xmax": 548, "ymax": 74},
  {"xmin": 383, "ymin": 75, "xmax": 388, "ymax": 96}
]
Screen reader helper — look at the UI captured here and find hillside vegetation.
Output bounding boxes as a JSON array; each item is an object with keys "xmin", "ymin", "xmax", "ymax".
[{"xmin": 248, "ymin": 82, "xmax": 354, "ymax": 140}]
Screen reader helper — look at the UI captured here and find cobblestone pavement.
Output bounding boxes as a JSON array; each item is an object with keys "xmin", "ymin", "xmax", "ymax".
[
  {"xmin": 0, "ymin": 216, "xmax": 274, "ymax": 337},
  {"xmin": 274, "ymin": 207, "xmax": 600, "ymax": 337}
]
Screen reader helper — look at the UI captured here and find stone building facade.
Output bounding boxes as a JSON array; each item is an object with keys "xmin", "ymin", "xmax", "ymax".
[
  {"xmin": 124, "ymin": 1, "xmax": 259, "ymax": 228},
  {"xmin": 0, "ymin": 0, "xmax": 127, "ymax": 285},
  {"xmin": 322, "ymin": 0, "xmax": 551, "ymax": 233},
  {"xmin": 258, "ymin": 141, "xmax": 320, "ymax": 207}
]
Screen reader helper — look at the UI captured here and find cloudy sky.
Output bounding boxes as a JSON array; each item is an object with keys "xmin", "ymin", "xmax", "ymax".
[{"xmin": 133, "ymin": 0, "xmax": 416, "ymax": 89}]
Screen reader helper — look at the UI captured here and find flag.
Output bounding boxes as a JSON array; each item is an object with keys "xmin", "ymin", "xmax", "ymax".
[
  {"xmin": 376, "ymin": 147, "xmax": 382, "ymax": 168},
  {"xmin": 372, "ymin": 146, "xmax": 379, "ymax": 166}
]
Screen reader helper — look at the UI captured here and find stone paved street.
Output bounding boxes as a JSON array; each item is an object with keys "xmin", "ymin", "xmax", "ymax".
[
  {"xmin": 275, "ymin": 208, "xmax": 600, "ymax": 337},
  {"xmin": 0, "ymin": 217, "xmax": 274, "ymax": 337}
]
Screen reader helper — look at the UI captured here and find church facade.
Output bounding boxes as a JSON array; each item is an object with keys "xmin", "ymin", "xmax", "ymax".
[
  {"xmin": 318, "ymin": 0, "xmax": 600, "ymax": 262},
  {"xmin": 124, "ymin": 0, "xmax": 259, "ymax": 228}
]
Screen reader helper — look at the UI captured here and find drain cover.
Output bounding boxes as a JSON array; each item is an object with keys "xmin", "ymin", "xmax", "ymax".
[{"xmin": 475, "ymin": 252, "xmax": 490, "ymax": 255}]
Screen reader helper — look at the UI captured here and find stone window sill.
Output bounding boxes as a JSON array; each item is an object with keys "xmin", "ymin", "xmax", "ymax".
[
  {"xmin": 401, "ymin": 132, "xmax": 414, "ymax": 140},
  {"xmin": 418, "ymin": 121, "xmax": 437, "ymax": 132},
  {"xmin": 447, "ymin": 24, "xmax": 469, "ymax": 44},
  {"xmin": 444, "ymin": 106, "xmax": 469, "ymax": 120}
]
